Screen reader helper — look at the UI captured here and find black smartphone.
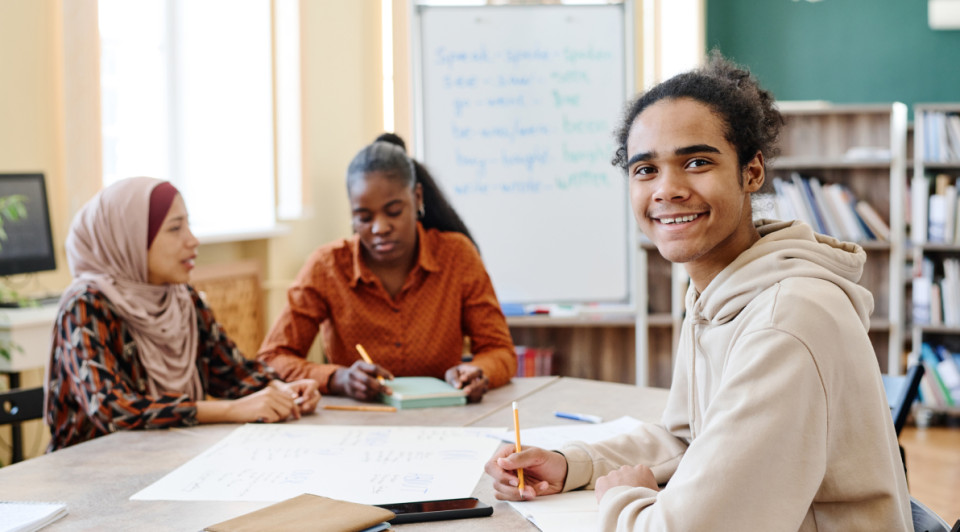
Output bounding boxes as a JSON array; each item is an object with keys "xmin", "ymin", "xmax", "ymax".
[{"xmin": 375, "ymin": 497, "xmax": 493, "ymax": 524}]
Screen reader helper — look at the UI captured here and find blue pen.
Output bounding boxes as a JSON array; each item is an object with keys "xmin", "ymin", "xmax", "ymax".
[{"xmin": 554, "ymin": 411, "xmax": 603, "ymax": 424}]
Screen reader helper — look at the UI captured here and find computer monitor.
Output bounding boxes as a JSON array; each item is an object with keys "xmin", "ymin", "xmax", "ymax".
[{"xmin": 0, "ymin": 173, "xmax": 57, "ymax": 276}]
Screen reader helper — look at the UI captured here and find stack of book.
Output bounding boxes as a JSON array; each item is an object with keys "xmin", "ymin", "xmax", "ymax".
[
  {"xmin": 769, "ymin": 173, "xmax": 889, "ymax": 241},
  {"xmin": 515, "ymin": 346, "xmax": 554, "ymax": 378},
  {"xmin": 920, "ymin": 110, "xmax": 960, "ymax": 163},
  {"xmin": 917, "ymin": 343, "xmax": 960, "ymax": 409},
  {"xmin": 912, "ymin": 256, "xmax": 960, "ymax": 327},
  {"xmin": 910, "ymin": 173, "xmax": 960, "ymax": 245}
]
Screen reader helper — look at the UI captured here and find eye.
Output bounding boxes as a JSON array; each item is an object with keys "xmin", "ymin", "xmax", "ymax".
[
  {"xmin": 630, "ymin": 164, "xmax": 657, "ymax": 180},
  {"xmin": 687, "ymin": 158, "xmax": 711, "ymax": 169},
  {"xmin": 168, "ymin": 225, "xmax": 182, "ymax": 233},
  {"xmin": 386, "ymin": 206, "xmax": 404, "ymax": 217}
]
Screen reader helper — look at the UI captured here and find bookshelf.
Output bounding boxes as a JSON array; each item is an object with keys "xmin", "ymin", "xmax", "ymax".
[
  {"xmin": 769, "ymin": 102, "xmax": 908, "ymax": 376},
  {"xmin": 908, "ymin": 104, "xmax": 960, "ymax": 413}
]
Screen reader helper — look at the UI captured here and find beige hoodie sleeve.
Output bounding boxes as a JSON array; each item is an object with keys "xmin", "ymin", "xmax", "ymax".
[{"xmin": 594, "ymin": 329, "xmax": 827, "ymax": 530}]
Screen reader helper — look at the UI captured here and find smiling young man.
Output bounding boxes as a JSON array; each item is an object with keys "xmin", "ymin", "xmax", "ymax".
[{"xmin": 486, "ymin": 54, "xmax": 912, "ymax": 530}]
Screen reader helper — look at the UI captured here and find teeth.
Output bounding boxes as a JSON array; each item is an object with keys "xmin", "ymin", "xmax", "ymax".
[{"xmin": 660, "ymin": 214, "xmax": 699, "ymax": 224}]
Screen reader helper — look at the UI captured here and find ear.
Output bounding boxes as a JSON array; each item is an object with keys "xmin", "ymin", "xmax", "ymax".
[
  {"xmin": 414, "ymin": 182, "xmax": 424, "ymax": 209},
  {"xmin": 742, "ymin": 151, "xmax": 765, "ymax": 193}
]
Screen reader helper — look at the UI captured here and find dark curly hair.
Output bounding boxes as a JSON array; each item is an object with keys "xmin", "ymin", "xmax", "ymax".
[
  {"xmin": 346, "ymin": 133, "xmax": 477, "ymax": 249},
  {"xmin": 611, "ymin": 51, "xmax": 783, "ymax": 185}
]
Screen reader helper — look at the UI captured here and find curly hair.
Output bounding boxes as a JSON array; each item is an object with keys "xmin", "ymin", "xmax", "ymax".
[{"xmin": 611, "ymin": 51, "xmax": 783, "ymax": 184}]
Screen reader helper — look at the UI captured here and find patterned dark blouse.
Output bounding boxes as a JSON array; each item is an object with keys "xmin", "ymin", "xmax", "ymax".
[{"xmin": 45, "ymin": 283, "xmax": 276, "ymax": 451}]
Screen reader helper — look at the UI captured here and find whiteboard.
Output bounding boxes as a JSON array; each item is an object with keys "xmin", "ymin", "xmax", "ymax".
[{"xmin": 415, "ymin": 4, "xmax": 632, "ymax": 304}]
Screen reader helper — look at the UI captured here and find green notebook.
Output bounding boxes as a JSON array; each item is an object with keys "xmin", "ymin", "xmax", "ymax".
[{"xmin": 381, "ymin": 377, "xmax": 467, "ymax": 409}]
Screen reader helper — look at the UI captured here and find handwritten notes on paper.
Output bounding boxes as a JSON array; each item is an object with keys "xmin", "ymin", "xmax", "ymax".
[
  {"xmin": 418, "ymin": 5, "xmax": 630, "ymax": 303},
  {"xmin": 131, "ymin": 424, "xmax": 503, "ymax": 504}
]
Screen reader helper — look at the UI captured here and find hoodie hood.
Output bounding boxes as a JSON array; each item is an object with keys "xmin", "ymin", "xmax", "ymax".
[{"xmin": 688, "ymin": 219, "xmax": 874, "ymax": 330}]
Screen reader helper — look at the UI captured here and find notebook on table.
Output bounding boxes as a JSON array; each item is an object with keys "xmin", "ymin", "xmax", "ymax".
[{"xmin": 381, "ymin": 377, "xmax": 467, "ymax": 409}]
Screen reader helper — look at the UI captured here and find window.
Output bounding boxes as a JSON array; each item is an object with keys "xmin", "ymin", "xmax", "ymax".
[{"xmin": 99, "ymin": 0, "xmax": 302, "ymax": 238}]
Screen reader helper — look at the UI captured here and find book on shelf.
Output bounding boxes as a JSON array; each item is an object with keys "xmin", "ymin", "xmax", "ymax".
[
  {"xmin": 924, "ymin": 111, "xmax": 960, "ymax": 162},
  {"xmin": 911, "ymin": 174, "xmax": 930, "ymax": 244},
  {"xmin": 928, "ymin": 193, "xmax": 948, "ymax": 243},
  {"xmin": 770, "ymin": 174, "xmax": 882, "ymax": 242},
  {"xmin": 920, "ymin": 343, "xmax": 955, "ymax": 407},
  {"xmin": 912, "ymin": 275, "xmax": 932, "ymax": 326},
  {"xmin": 944, "ymin": 258, "xmax": 960, "ymax": 326},
  {"xmin": 930, "ymin": 283, "xmax": 943, "ymax": 326},
  {"xmin": 808, "ymin": 178, "xmax": 844, "ymax": 238},
  {"xmin": 380, "ymin": 377, "xmax": 467, "ymax": 409},
  {"xmin": 944, "ymin": 184, "xmax": 958, "ymax": 244},
  {"xmin": 947, "ymin": 113, "xmax": 960, "ymax": 160},
  {"xmin": 855, "ymin": 201, "xmax": 890, "ymax": 241},
  {"xmin": 515, "ymin": 346, "xmax": 554, "ymax": 378}
]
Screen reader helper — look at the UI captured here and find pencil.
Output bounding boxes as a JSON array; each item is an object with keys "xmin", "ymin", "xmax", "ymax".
[
  {"xmin": 355, "ymin": 343, "xmax": 385, "ymax": 383},
  {"xmin": 322, "ymin": 404, "xmax": 397, "ymax": 412},
  {"xmin": 513, "ymin": 401, "xmax": 525, "ymax": 499}
]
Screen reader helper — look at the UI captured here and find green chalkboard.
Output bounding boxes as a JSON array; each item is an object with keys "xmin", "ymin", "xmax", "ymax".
[{"xmin": 707, "ymin": 0, "xmax": 960, "ymax": 115}]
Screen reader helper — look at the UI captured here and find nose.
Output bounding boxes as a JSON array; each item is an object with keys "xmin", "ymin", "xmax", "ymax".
[
  {"xmin": 652, "ymin": 168, "xmax": 691, "ymax": 203},
  {"xmin": 371, "ymin": 213, "xmax": 392, "ymax": 236},
  {"xmin": 185, "ymin": 226, "xmax": 200, "ymax": 249}
]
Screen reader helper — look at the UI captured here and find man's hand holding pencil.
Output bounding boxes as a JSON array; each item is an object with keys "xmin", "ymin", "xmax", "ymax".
[{"xmin": 484, "ymin": 442, "xmax": 569, "ymax": 501}]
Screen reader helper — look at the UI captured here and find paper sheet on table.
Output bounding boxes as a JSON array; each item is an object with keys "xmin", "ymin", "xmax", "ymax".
[
  {"xmin": 131, "ymin": 424, "xmax": 503, "ymax": 504},
  {"xmin": 498, "ymin": 415, "xmax": 644, "ymax": 450},
  {"xmin": 507, "ymin": 490, "xmax": 598, "ymax": 532}
]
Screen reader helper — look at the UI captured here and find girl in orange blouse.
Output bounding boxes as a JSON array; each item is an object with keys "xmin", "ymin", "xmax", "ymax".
[{"xmin": 259, "ymin": 134, "xmax": 517, "ymax": 403}]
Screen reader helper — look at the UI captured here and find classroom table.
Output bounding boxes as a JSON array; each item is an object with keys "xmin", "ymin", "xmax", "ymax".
[{"xmin": 0, "ymin": 377, "xmax": 670, "ymax": 531}]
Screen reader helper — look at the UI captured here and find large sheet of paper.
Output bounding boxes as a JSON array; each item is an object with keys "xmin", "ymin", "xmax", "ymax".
[
  {"xmin": 507, "ymin": 491, "xmax": 599, "ymax": 532},
  {"xmin": 131, "ymin": 424, "xmax": 503, "ymax": 504},
  {"xmin": 497, "ymin": 415, "xmax": 644, "ymax": 450}
]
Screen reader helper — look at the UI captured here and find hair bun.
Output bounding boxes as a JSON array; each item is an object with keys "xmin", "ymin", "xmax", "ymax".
[{"xmin": 375, "ymin": 132, "xmax": 407, "ymax": 152}]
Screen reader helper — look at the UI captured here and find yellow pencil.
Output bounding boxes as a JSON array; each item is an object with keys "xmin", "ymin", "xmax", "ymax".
[
  {"xmin": 322, "ymin": 404, "xmax": 397, "ymax": 412},
  {"xmin": 513, "ymin": 401, "xmax": 525, "ymax": 499},
  {"xmin": 355, "ymin": 343, "xmax": 385, "ymax": 383}
]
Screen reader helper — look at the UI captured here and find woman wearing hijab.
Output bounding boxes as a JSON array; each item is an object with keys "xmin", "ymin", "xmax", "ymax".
[{"xmin": 45, "ymin": 177, "xmax": 320, "ymax": 451}]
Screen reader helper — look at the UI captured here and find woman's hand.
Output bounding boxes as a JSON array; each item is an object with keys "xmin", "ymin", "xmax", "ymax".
[
  {"xmin": 595, "ymin": 464, "xmax": 658, "ymax": 502},
  {"xmin": 271, "ymin": 379, "xmax": 321, "ymax": 415},
  {"xmin": 198, "ymin": 383, "xmax": 305, "ymax": 424},
  {"xmin": 485, "ymin": 443, "xmax": 568, "ymax": 501},
  {"xmin": 329, "ymin": 361, "xmax": 394, "ymax": 401},
  {"xmin": 445, "ymin": 363, "xmax": 489, "ymax": 403}
]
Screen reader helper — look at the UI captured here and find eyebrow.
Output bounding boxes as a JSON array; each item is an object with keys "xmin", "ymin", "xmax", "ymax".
[
  {"xmin": 352, "ymin": 199, "xmax": 404, "ymax": 214},
  {"xmin": 164, "ymin": 214, "xmax": 187, "ymax": 225},
  {"xmin": 625, "ymin": 143, "xmax": 722, "ymax": 168}
]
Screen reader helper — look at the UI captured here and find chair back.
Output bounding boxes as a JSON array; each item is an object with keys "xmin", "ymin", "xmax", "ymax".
[
  {"xmin": 0, "ymin": 386, "xmax": 44, "ymax": 425},
  {"xmin": 884, "ymin": 364, "xmax": 924, "ymax": 436},
  {"xmin": 912, "ymin": 496, "xmax": 951, "ymax": 532}
]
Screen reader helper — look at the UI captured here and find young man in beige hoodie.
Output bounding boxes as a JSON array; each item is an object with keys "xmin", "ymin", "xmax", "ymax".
[{"xmin": 486, "ymin": 53, "xmax": 912, "ymax": 531}]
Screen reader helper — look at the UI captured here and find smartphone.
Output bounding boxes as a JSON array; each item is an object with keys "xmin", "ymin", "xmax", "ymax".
[{"xmin": 375, "ymin": 497, "xmax": 493, "ymax": 524}]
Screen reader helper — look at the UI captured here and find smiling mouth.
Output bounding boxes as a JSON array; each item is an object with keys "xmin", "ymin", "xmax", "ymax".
[{"xmin": 656, "ymin": 213, "xmax": 702, "ymax": 224}]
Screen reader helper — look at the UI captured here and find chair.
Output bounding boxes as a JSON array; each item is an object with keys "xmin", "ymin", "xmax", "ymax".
[
  {"xmin": 882, "ymin": 364, "xmax": 925, "ymax": 479},
  {"xmin": 0, "ymin": 386, "xmax": 44, "ymax": 463},
  {"xmin": 190, "ymin": 260, "xmax": 265, "ymax": 359},
  {"xmin": 886, "ymin": 364, "xmax": 925, "ymax": 436},
  {"xmin": 912, "ymin": 496, "xmax": 953, "ymax": 532}
]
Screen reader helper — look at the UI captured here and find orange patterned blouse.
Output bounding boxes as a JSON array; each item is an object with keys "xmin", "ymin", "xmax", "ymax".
[{"xmin": 257, "ymin": 224, "xmax": 517, "ymax": 393}]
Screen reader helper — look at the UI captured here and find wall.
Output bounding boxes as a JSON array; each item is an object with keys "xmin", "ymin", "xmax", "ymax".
[
  {"xmin": 0, "ymin": 0, "xmax": 68, "ymax": 465},
  {"xmin": 707, "ymin": 0, "xmax": 960, "ymax": 110},
  {"xmin": 0, "ymin": 0, "xmax": 385, "ymax": 462}
]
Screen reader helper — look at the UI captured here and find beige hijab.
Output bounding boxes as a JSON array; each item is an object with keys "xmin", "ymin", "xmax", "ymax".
[{"xmin": 64, "ymin": 177, "xmax": 203, "ymax": 401}]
